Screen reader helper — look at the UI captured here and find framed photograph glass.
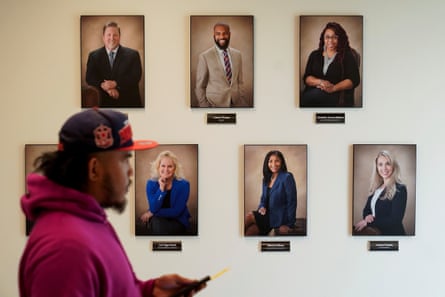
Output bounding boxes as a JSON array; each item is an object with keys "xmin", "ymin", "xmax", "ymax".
[
  {"xmin": 244, "ymin": 145, "xmax": 307, "ymax": 236},
  {"xmin": 299, "ymin": 15, "xmax": 363, "ymax": 108},
  {"xmin": 190, "ymin": 15, "xmax": 254, "ymax": 108},
  {"xmin": 24, "ymin": 144, "xmax": 57, "ymax": 235},
  {"xmin": 80, "ymin": 15, "xmax": 145, "ymax": 108},
  {"xmin": 352, "ymin": 144, "xmax": 416, "ymax": 236},
  {"xmin": 134, "ymin": 144, "xmax": 199, "ymax": 236}
]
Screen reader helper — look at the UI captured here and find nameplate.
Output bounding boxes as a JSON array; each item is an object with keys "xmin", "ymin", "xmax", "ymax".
[
  {"xmin": 260, "ymin": 241, "xmax": 290, "ymax": 252},
  {"xmin": 369, "ymin": 241, "xmax": 399, "ymax": 251},
  {"xmin": 207, "ymin": 113, "xmax": 236, "ymax": 124},
  {"xmin": 315, "ymin": 112, "xmax": 345, "ymax": 124},
  {"xmin": 152, "ymin": 241, "xmax": 182, "ymax": 251}
]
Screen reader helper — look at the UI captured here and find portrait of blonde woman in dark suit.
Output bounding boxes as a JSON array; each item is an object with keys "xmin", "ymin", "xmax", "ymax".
[{"xmin": 352, "ymin": 144, "xmax": 416, "ymax": 236}]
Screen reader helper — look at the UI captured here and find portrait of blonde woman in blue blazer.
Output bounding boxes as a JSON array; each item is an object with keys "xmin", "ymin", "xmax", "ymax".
[
  {"xmin": 354, "ymin": 150, "xmax": 407, "ymax": 235},
  {"xmin": 140, "ymin": 151, "xmax": 191, "ymax": 235},
  {"xmin": 245, "ymin": 150, "xmax": 297, "ymax": 236}
]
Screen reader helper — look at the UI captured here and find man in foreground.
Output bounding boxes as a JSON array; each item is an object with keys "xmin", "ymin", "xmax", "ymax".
[{"xmin": 19, "ymin": 108, "xmax": 204, "ymax": 297}]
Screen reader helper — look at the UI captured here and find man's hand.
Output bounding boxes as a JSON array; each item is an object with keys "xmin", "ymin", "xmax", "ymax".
[{"xmin": 153, "ymin": 274, "xmax": 206, "ymax": 297}]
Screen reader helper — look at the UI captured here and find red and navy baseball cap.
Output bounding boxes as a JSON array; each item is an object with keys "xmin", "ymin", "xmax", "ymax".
[{"xmin": 58, "ymin": 108, "xmax": 157, "ymax": 153}]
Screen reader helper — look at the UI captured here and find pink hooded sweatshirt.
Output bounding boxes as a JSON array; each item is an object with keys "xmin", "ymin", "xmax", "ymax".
[{"xmin": 19, "ymin": 173, "xmax": 156, "ymax": 297}]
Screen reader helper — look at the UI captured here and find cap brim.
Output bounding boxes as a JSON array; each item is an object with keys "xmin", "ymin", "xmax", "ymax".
[{"xmin": 118, "ymin": 140, "xmax": 158, "ymax": 151}]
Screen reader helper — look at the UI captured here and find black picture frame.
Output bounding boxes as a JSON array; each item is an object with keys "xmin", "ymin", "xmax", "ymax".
[
  {"xmin": 134, "ymin": 144, "xmax": 199, "ymax": 236},
  {"xmin": 299, "ymin": 15, "xmax": 363, "ymax": 108},
  {"xmin": 80, "ymin": 15, "xmax": 145, "ymax": 108},
  {"xmin": 352, "ymin": 144, "xmax": 416, "ymax": 236},
  {"xmin": 244, "ymin": 144, "xmax": 307, "ymax": 237},
  {"xmin": 190, "ymin": 15, "xmax": 254, "ymax": 108}
]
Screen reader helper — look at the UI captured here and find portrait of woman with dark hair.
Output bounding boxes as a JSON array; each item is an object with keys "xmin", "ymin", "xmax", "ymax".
[
  {"xmin": 300, "ymin": 16, "xmax": 362, "ymax": 107},
  {"xmin": 244, "ymin": 150, "xmax": 298, "ymax": 236}
]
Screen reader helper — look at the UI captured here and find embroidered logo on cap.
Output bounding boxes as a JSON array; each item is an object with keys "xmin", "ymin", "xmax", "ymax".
[{"xmin": 94, "ymin": 124, "xmax": 113, "ymax": 149}]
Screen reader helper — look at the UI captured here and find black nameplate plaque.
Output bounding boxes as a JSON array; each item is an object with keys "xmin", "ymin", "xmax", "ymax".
[
  {"xmin": 315, "ymin": 113, "xmax": 345, "ymax": 124},
  {"xmin": 152, "ymin": 241, "xmax": 182, "ymax": 251},
  {"xmin": 369, "ymin": 241, "xmax": 399, "ymax": 251},
  {"xmin": 260, "ymin": 241, "xmax": 290, "ymax": 252},
  {"xmin": 207, "ymin": 113, "xmax": 236, "ymax": 124}
]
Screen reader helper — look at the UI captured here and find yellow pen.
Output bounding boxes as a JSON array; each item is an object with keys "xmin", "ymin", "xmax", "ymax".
[{"xmin": 170, "ymin": 268, "xmax": 229, "ymax": 297}]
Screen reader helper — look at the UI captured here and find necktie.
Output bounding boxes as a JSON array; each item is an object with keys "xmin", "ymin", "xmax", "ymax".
[
  {"xmin": 223, "ymin": 50, "xmax": 232, "ymax": 84},
  {"xmin": 109, "ymin": 51, "xmax": 115, "ymax": 68}
]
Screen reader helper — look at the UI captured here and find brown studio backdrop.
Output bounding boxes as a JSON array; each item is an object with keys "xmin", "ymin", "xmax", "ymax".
[
  {"xmin": 299, "ymin": 15, "xmax": 363, "ymax": 107},
  {"xmin": 244, "ymin": 145, "xmax": 307, "ymax": 221},
  {"xmin": 352, "ymin": 144, "xmax": 416, "ymax": 235},
  {"xmin": 134, "ymin": 144, "xmax": 199, "ymax": 231},
  {"xmin": 80, "ymin": 16, "xmax": 145, "ymax": 104},
  {"xmin": 190, "ymin": 15, "xmax": 254, "ymax": 107}
]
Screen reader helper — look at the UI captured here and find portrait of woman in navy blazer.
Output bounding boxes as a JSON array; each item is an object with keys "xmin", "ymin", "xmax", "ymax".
[
  {"xmin": 245, "ymin": 150, "xmax": 297, "ymax": 236},
  {"xmin": 354, "ymin": 150, "xmax": 407, "ymax": 235},
  {"xmin": 140, "ymin": 150, "xmax": 191, "ymax": 235}
]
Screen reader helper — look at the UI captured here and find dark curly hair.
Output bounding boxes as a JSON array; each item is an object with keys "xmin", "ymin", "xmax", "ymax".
[{"xmin": 318, "ymin": 22, "xmax": 351, "ymax": 64}]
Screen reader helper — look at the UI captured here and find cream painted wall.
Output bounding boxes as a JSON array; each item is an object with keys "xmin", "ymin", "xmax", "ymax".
[{"xmin": 1, "ymin": 0, "xmax": 445, "ymax": 296}]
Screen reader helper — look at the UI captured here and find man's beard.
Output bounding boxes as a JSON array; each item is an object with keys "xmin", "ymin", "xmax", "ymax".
[
  {"xmin": 101, "ymin": 172, "xmax": 129, "ymax": 214},
  {"xmin": 214, "ymin": 37, "xmax": 230, "ymax": 50}
]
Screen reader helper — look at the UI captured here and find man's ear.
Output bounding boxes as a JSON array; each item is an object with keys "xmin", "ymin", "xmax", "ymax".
[{"xmin": 88, "ymin": 156, "xmax": 101, "ymax": 181}]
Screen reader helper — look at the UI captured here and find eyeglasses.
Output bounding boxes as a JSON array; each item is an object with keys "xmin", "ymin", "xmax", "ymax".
[{"xmin": 324, "ymin": 34, "xmax": 338, "ymax": 40}]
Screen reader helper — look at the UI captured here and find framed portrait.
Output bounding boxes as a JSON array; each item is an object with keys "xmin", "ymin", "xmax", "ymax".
[
  {"xmin": 80, "ymin": 15, "xmax": 145, "ymax": 108},
  {"xmin": 134, "ymin": 144, "xmax": 199, "ymax": 236},
  {"xmin": 190, "ymin": 15, "xmax": 254, "ymax": 108},
  {"xmin": 24, "ymin": 144, "xmax": 58, "ymax": 235},
  {"xmin": 352, "ymin": 144, "xmax": 416, "ymax": 236},
  {"xmin": 299, "ymin": 15, "xmax": 363, "ymax": 108},
  {"xmin": 244, "ymin": 145, "xmax": 307, "ymax": 237}
]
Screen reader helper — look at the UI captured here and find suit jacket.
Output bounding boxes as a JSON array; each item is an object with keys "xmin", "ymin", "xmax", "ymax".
[
  {"xmin": 146, "ymin": 179, "xmax": 191, "ymax": 228},
  {"xmin": 363, "ymin": 183, "xmax": 407, "ymax": 235},
  {"xmin": 259, "ymin": 171, "xmax": 297, "ymax": 228},
  {"xmin": 195, "ymin": 46, "xmax": 247, "ymax": 107},
  {"xmin": 85, "ymin": 46, "xmax": 142, "ymax": 107}
]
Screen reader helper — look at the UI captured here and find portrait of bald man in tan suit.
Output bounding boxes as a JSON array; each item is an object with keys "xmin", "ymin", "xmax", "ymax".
[{"xmin": 190, "ymin": 16, "xmax": 253, "ymax": 108}]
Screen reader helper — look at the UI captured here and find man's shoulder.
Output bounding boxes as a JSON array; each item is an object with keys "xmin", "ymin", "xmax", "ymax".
[
  {"xmin": 118, "ymin": 46, "xmax": 139, "ymax": 55},
  {"xmin": 200, "ymin": 47, "xmax": 216, "ymax": 56},
  {"xmin": 89, "ymin": 46, "xmax": 106, "ymax": 56}
]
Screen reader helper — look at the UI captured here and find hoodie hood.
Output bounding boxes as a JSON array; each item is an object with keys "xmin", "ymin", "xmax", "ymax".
[{"xmin": 21, "ymin": 173, "xmax": 106, "ymax": 223}]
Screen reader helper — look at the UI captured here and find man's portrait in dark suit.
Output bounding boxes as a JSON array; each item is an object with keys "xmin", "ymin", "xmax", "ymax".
[
  {"xmin": 190, "ymin": 15, "xmax": 254, "ymax": 108},
  {"xmin": 81, "ymin": 16, "xmax": 145, "ymax": 108}
]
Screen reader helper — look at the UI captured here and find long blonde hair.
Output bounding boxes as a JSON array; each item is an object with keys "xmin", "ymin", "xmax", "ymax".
[
  {"xmin": 369, "ymin": 150, "xmax": 402, "ymax": 200},
  {"xmin": 150, "ymin": 150, "xmax": 185, "ymax": 180}
]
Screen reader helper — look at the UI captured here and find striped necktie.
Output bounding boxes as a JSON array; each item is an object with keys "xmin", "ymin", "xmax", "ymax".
[
  {"xmin": 109, "ymin": 51, "xmax": 115, "ymax": 68},
  {"xmin": 223, "ymin": 50, "xmax": 232, "ymax": 84}
]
